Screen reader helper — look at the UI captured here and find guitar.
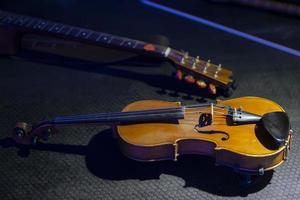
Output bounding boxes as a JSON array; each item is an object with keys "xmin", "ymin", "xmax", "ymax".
[
  {"xmin": 13, "ymin": 96, "xmax": 292, "ymax": 179},
  {"xmin": 0, "ymin": 10, "xmax": 235, "ymax": 96}
]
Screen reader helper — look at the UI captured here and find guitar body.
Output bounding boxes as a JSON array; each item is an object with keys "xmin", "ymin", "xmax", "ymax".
[{"xmin": 117, "ymin": 97, "xmax": 291, "ymax": 173}]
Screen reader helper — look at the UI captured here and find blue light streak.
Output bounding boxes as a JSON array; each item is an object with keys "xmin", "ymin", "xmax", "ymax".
[{"xmin": 140, "ymin": 0, "xmax": 300, "ymax": 57}]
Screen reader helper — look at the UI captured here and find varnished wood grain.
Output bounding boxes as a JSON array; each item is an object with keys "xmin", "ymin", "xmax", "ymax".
[{"xmin": 117, "ymin": 97, "xmax": 291, "ymax": 172}]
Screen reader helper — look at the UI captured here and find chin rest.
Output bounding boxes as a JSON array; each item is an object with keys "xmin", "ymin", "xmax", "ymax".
[{"xmin": 261, "ymin": 112, "xmax": 290, "ymax": 148}]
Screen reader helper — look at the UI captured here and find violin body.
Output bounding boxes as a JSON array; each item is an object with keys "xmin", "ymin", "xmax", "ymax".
[{"xmin": 116, "ymin": 97, "xmax": 291, "ymax": 174}]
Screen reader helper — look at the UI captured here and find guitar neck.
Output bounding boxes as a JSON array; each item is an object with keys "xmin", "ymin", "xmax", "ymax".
[{"xmin": 0, "ymin": 10, "xmax": 168, "ymax": 58}]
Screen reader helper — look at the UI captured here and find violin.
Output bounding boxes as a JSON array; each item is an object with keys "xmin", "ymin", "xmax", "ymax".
[{"xmin": 13, "ymin": 96, "xmax": 292, "ymax": 175}]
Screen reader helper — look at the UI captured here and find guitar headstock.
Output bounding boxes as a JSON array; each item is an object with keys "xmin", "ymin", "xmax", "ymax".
[
  {"xmin": 167, "ymin": 49, "xmax": 235, "ymax": 96},
  {"xmin": 13, "ymin": 121, "xmax": 57, "ymax": 145}
]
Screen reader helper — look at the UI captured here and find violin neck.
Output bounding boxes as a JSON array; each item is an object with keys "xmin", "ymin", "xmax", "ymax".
[{"xmin": 44, "ymin": 107, "xmax": 185, "ymax": 127}]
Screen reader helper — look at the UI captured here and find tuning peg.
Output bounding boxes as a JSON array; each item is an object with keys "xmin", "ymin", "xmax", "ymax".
[
  {"xmin": 176, "ymin": 70, "xmax": 183, "ymax": 80},
  {"xmin": 208, "ymin": 83, "xmax": 217, "ymax": 95},
  {"xmin": 184, "ymin": 75, "xmax": 195, "ymax": 84},
  {"xmin": 196, "ymin": 80, "xmax": 207, "ymax": 89},
  {"xmin": 192, "ymin": 56, "xmax": 200, "ymax": 69},
  {"xmin": 184, "ymin": 52, "xmax": 189, "ymax": 58}
]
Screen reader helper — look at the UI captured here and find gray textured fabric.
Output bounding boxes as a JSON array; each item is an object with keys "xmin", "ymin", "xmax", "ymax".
[{"xmin": 0, "ymin": 0, "xmax": 300, "ymax": 199}]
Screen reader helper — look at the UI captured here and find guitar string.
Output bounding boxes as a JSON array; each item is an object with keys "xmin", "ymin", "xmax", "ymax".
[
  {"xmin": 170, "ymin": 54, "xmax": 224, "ymax": 75},
  {"xmin": 168, "ymin": 50, "xmax": 225, "ymax": 74}
]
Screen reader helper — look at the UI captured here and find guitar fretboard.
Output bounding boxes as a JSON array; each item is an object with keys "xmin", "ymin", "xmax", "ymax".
[{"xmin": 0, "ymin": 10, "xmax": 168, "ymax": 57}]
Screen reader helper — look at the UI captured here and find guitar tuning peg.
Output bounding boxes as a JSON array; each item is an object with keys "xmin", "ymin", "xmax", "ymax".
[
  {"xmin": 207, "ymin": 59, "xmax": 211, "ymax": 66},
  {"xmin": 208, "ymin": 83, "xmax": 217, "ymax": 95},
  {"xmin": 184, "ymin": 75, "xmax": 195, "ymax": 84},
  {"xmin": 184, "ymin": 52, "xmax": 189, "ymax": 58},
  {"xmin": 176, "ymin": 70, "xmax": 183, "ymax": 80},
  {"xmin": 196, "ymin": 56, "xmax": 200, "ymax": 63},
  {"xmin": 195, "ymin": 80, "xmax": 207, "ymax": 89}
]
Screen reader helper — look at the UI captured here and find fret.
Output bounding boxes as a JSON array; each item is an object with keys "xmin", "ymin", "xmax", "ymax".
[
  {"xmin": 132, "ymin": 42, "xmax": 138, "ymax": 48},
  {"xmin": 0, "ymin": 15, "xmax": 8, "ymax": 23},
  {"xmin": 14, "ymin": 17, "xmax": 29, "ymax": 26},
  {"xmin": 24, "ymin": 18, "xmax": 35, "ymax": 27},
  {"xmin": 58, "ymin": 25, "xmax": 71, "ymax": 35},
  {"xmin": 2, "ymin": 15, "xmax": 16, "ymax": 24},
  {"xmin": 43, "ymin": 22, "xmax": 55, "ymax": 32},
  {"xmin": 49, "ymin": 24, "xmax": 64, "ymax": 33},
  {"xmin": 87, "ymin": 32, "xmax": 101, "ymax": 41},
  {"xmin": 107, "ymin": 36, "xmax": 114, "ymax": 44},
  {"xmin": 110, "ymin": 37, "xmax": 123, "ymax": 46},
  {"xmin": 134, "ymin": 42, "xmax": 145, "ymax": 50},
  {"xmin": 0, "ymin": 14, "xmax": 4, "ymax": 22},
  {"xmin": 123, "ymin": 40, "xmax": 137, "ymax": 48},
  {"xmin": 33, "ymin": 20, "xmax": 48, "ymax": 30},
  {"xmin": 77, "ymin": 29, "xmax": 92, "ymax": 39},
  {"xmin": 97, "ymin": 34, "xmax": 112, "ymax": 43},
  {"xmin": 27, "ymin": 18, "xmax": 40, "ymax": 29},
  {"xmin": 68, "ymin": 28, "xmax": 81, "ymax": 37},
  {"xmin": 11, "ymin": 16, "xmax": 22, "ymax": 25}
]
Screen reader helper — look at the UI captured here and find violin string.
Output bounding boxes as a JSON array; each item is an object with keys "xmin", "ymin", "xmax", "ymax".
[
  {"xmin": 184, "ymin": 111, "xmax": 227, "ymax": 115},
  {"xmin": 52, "ymin": 103, "xmax": 233, "ymax": 124},
  {"xmin": 53, "ymin": 107, "xmax": 184, "ymax": 121},
  {"xmin": 55, "ymin": 110, "xmax": 228, "ymax": 120},
  {"xmin": 54, "ymin": 103, "xmax": 229, "ymax": 121},
  {"xmin": 54, "ymin": 110, "xmax": 230, "ymax": 124}
]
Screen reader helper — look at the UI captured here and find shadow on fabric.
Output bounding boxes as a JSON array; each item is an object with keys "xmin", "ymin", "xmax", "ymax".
[
  {"xmin": 17, "ymin": 50, "xmax": 218, "ymax": 100},
  {"xmin": 0, "ymin": 129, "xmax": 272, "ymax": 197}
]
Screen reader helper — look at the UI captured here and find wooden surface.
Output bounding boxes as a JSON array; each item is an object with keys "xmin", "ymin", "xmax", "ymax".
[
  {"xmin": 117, "ymin": 97, "xmax": 289, "ymax": 171},
  {"xmin": 118, "ymin": 97, "xmax": 284, "ymax": 155}
]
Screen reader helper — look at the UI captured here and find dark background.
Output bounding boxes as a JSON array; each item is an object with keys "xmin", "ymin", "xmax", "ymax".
[{"xmin": 0, "ymin": 0, "xmax": 300, "ymax": 199}]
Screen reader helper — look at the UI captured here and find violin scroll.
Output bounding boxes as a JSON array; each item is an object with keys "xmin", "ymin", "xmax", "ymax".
[{"xmin": 13, "ymin": 122, "xmax": 57, "ymax": 145}]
